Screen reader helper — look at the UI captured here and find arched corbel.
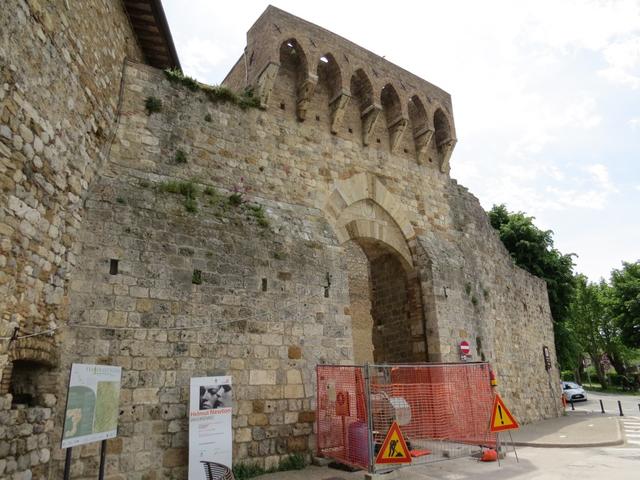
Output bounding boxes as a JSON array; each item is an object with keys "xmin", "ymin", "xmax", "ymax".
[
  {"xmin": 329, "ymin": 90, "xmax": 351, "ymax": 134},
  {"xmin": 439, "ymin": 138, "xmax": 456, "ymax": 173},
  {"xmin": 414, "ymin": 126, "xmax": 434, "ymax": 165},
  {"xmin": 361, "ymin": 103, "xmax": 382, "ymax": 146},
  {"xmin": 256, "ymin": 62, "xmax": 280, "ymax": 107},
  {"xmin": 296, "ymin": 73, "xmax": 318, "ymax": 121}
]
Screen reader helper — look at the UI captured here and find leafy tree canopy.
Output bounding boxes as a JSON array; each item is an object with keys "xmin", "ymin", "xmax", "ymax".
[
  {"xmin": 488, "ymin": 204, "xmax": 576, "ymax": 323},
  {"xmin": 488, "ymin": 204, "xmax": 577, "ymax": 368},
  {"xmin": 610, "ymin": 261, "xmax": 640, "ymax": 348}
]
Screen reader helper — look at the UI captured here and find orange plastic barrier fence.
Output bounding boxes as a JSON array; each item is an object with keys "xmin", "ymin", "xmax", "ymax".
[{"xmin": 316, "ymin": 363, "xmax": 497, "ymax": 471}]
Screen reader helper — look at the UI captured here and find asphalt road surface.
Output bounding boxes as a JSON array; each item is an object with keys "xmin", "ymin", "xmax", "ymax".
[{"xmin": 572, "ymin": 390, "xmax": 640, "ymax": 415}]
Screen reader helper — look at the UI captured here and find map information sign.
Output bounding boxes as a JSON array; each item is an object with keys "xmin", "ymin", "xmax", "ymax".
[{"xmin": 61, "ymin": 364, "xmax": 122, "ymax": 448}]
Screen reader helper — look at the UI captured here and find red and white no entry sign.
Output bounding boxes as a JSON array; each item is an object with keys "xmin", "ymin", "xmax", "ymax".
[{"xmin": 460, "ymin": 341, "xmax": 470, "ymax": 355}]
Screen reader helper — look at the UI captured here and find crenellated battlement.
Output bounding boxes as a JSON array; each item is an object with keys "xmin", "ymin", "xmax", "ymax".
[{"xmin": 224, "ymin": 6, "xmax": 457, "ymax": 172}]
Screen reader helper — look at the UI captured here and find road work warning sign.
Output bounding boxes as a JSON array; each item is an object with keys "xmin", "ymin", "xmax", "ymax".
[
  {"xmin": 375, "ymin": 421, "xmax": 412, "ymax": 464},
  {"xmin": 489, "ymin": 393, "xmax": 519, "ymax": 432}
]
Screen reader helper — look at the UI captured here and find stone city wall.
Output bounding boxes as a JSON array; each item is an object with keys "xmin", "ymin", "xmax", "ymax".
[
  {"xmin": 0, "ymin": 0, "xmax": 143, "ymax": 478},
  {"xmin": 1, "ymin": 3, "xmax": 563, "ymax": 479},
  {"xmin": 56, "ymin": 59, "xmax": 561, "ymax": 478}
]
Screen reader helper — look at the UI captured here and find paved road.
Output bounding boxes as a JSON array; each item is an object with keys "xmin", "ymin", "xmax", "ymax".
[
  {"xmin": 262, "ymin": 443, "xmax": 640, "ymax": 479},
  {"xmin": 572, "ymin": 390, "xmax": 640, "ymax": 415}
]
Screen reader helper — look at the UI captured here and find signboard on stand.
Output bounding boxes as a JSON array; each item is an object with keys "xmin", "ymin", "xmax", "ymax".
[
  {"xmin": 61, "ymin": 364, "xmax": 122, "ymax": 448},
  {"xmin": 189, "ymin": 376, "xmax": 233, "ymax": 479}
]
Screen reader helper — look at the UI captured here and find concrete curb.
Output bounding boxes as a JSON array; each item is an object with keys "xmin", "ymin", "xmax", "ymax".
[{"xmin": 511, "ymin": 418, "xmax": 624, "ymax": 448}]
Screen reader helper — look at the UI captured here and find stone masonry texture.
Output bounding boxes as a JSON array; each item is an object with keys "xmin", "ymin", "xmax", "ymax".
[{"xmin": 1, "ymin": 3, "xmax": 563, "ymax": 479}]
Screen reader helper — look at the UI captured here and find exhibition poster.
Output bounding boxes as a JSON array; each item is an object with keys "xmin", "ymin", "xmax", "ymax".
[{"xmin": 189, "ymin": 376, "xmax": 233, "ymax": 479}]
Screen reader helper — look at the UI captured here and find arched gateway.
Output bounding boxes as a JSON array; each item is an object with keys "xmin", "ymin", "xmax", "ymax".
[{"xmin": 323, "ymin": 173, "xmax": 430, "ymax": 363}]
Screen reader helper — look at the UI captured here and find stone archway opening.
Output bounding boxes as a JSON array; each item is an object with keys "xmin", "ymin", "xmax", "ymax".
[
  {"xmin": 323, "ymin": 172, "xmax": 431, "ymax": 365},
  {"xmin": 345, "ymin": 237, "xmax": 427, "ymax": 364}
]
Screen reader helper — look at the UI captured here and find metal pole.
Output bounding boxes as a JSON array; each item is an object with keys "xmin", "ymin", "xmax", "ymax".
[
  {"xmin": 363, "ymin": 363, "xmax": 375, "ymax": 475},
  {"xmin": 508, "ymin": 430, "xmax": 519, "ymax": 463},
  {"xmin": 98, "ymin": 440, "xmax": 107, "ymax": 480},
  {"xmin": 600, "ymin": 399, "xmax": 605, "ymax": 414},
  {"xmin": 496, "ymin": 433, "xmax": 501, "ymax": 467},
  {"xmin": 638, "ymin": 403, "xmax": 640, "ymax": 414},
  {"xmin": 63, "ymin": 447, "xmax": 72, "ymax": 480},
  {"xmin": 618, "ymin": 400, "xmax": 624, "ymax": 417}
]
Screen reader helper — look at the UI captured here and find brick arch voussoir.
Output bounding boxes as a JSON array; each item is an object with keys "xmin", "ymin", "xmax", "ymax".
[{"xmin": 323, "ymin": 172, "xmax": 416, "ymax": 243}]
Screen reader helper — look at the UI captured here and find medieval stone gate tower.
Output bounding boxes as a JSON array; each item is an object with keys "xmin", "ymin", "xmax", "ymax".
[{"xmin": 1, "ymin": 2, "xmax": 562, "ymax": 478}]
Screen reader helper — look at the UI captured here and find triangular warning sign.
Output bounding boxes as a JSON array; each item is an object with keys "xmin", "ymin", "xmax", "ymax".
[
  {"xmin": 375, "ymin": 421, "xmax": 412, "ymax": 464},
  {"xmin": 489, "ymin": 394, "xmax": 519, "ymax": 432}
]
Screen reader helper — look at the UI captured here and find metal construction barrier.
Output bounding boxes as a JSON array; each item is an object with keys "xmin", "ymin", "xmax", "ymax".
[{"xmin": 316, "ymin": 363, "xmax": 497, "ymax": 474}]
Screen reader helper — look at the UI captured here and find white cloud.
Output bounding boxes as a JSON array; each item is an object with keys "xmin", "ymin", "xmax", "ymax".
[
  {"xmin": 598, "ymin": 36, "xmax": 640, "ymax": 89},
  {"xmin": 630, "ymin": 117, "xmax": 640, "ymax": 130},
  {"xmin": 178, "ymin": 38, "xmax": 229, "ymax": 82}
]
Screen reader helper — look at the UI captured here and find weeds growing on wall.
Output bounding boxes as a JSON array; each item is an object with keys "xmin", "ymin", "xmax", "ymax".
[
  {"xmin": 174, "ymin": 149, "xmax": 187, "ymax": 164},
  {"xmin": 157, "ymin": 180, "xmax": 198, "ymax": 213},
  {"xmin": 156, "ymin": 179, "xmax": 270, "ymax": 229},
  {"xmin": 144, "ymin": 96, "xmax": 162, "ymax": 115},
  {"xmin": 247, "ymin": 204, "xmax": 269, "ymax": 228},
  {"xmin": 164, "ymin": 68, "xmax": 262, "ymax": 110}
]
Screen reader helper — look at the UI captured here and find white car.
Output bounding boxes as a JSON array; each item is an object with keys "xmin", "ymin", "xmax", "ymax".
[{"xmin": 562, "ymin": 381, "xmax": 587, "ymax": 402}]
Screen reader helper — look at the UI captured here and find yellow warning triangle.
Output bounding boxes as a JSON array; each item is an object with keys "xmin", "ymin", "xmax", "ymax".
[
  {"xmin": 489, "ymin": 393, "xmax": 519, "ymax": 432},
  {"xmin": 375, "ymin": 421, "xmax": 412, "ymax": 464}
]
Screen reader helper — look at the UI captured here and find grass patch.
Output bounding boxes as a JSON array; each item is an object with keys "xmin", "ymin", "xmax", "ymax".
[
  {"xmin": 116, "ymin": 196, "xmax": 126, "ymax": 204},
  {"xmin": 157, "ymin": 180, "xmax": 198, "ymax": 213},
  {"xmin": 138, "ymin": 179, "xmax": 150, "ymax": 188},
  {"xmin": 228, "ymin": 192, "xmax": 244, "ymax": 207},
  {"xmin": 204, "ymin": 113, "xmax": 212, "ymax": 122},
  {"xmin": 232, "ymin": 454, "xmax": 306, "ymax": 480},
  {"xmin": 192, "ymin": 269, "xmax": 202, "ymax": 285},
  {"xmin": 164, "ymin": 67, "xmax": 262, "ymax": 111},
  {"xmin": 232, "ymin": 463, "xmax": 265, "ymax": 480},
  {"xmin": 583, "ymin": 383, "xmax": 640, "ymax": 395},
  {"xmin": 278, "ymin": 454, "xmax": 306, "ymax": 471},
  {"xmin": 174, "ymin": 149, "xmax": 187, "ymax": 164},
  {"xmin": 248, "ymin": 204, "xmax": 269, "ymax": 228},
  {"xmin": 144, "ymin": 96, "xmax": 162, "ymax": 115},
  {"xmin": 184, "ymin": 197, "xmax": 198, "ymax": 213},
  {"xmin": 164, "ymin": 67, "xmax": 199, "ymax": 91}
]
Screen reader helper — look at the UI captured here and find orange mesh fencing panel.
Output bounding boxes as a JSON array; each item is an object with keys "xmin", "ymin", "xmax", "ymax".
[
  {"xmin": 317, "ymin": 365, "xmax": 370, "ymax": 469},
  {"xmin": 317, "ymin": 363, "xmax": 496, "ymax": 471}
]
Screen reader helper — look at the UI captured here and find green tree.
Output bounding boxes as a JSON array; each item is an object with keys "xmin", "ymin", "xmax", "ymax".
[
  {"xmin": 567, "ymin": 275, "xmax": 609, "ymax": 387},
  {"xmin": 488, "ymin": 205, "xmax": 577, "ymax": 367},
  {"xmin": 610, "ymin": 261, "xmax": 640, "ymax": 349}
]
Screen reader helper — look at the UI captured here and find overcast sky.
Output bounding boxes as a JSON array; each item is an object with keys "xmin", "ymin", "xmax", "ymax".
[{"xmin": 162, "ymin": 0, "xmax": 639, "ymax": 282}]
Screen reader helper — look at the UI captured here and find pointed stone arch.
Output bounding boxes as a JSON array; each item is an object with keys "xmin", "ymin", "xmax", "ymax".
[
  {"xmin": 381, "ymin": 83, "xmax": 408, "ymax": 152},
  {"xmin": 408, "ymin": 95, "xmax": 433, "ymax": 164},
  {"xmin": 316, "ymin": 53, "xmax": 349, "ymax": 133},
  {"xmin": 433, "ymin": 106, "xmax": 456, "ymax": 173},
  {"xmin": 276, "ymin": 38, "xmax": 317, "ymax": 120},
  {"xmin": 350, "ymin": 69, "xmax": 381, "ymax": 145},
  {"xmin": 322, "ymin": 172, "xmax": 416, "ymax": 266}
]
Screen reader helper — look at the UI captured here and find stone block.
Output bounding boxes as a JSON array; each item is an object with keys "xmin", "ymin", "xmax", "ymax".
[
  {"xmin": 132, "ymin": 388, "xmax": 159, "ymax": 404},
  {"xmin": 288, "ymin": 346, "xmax": 302, "ymax": 359},
  {"xmin": 249, "ymin": 370, "xmax": 276, "ymax": 385},
  {"xmin": 286, "ymin": 369, "xmax": 302, "ymax": 384},
  {"xmin": 162, "ymin": 448, "xmax": 187, "ymax": 467}
]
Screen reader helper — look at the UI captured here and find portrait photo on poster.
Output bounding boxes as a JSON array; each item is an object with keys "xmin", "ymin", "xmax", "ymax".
[{"xmin": 199, "ymin": 384, "xmax": 232, "ymax": 410}]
